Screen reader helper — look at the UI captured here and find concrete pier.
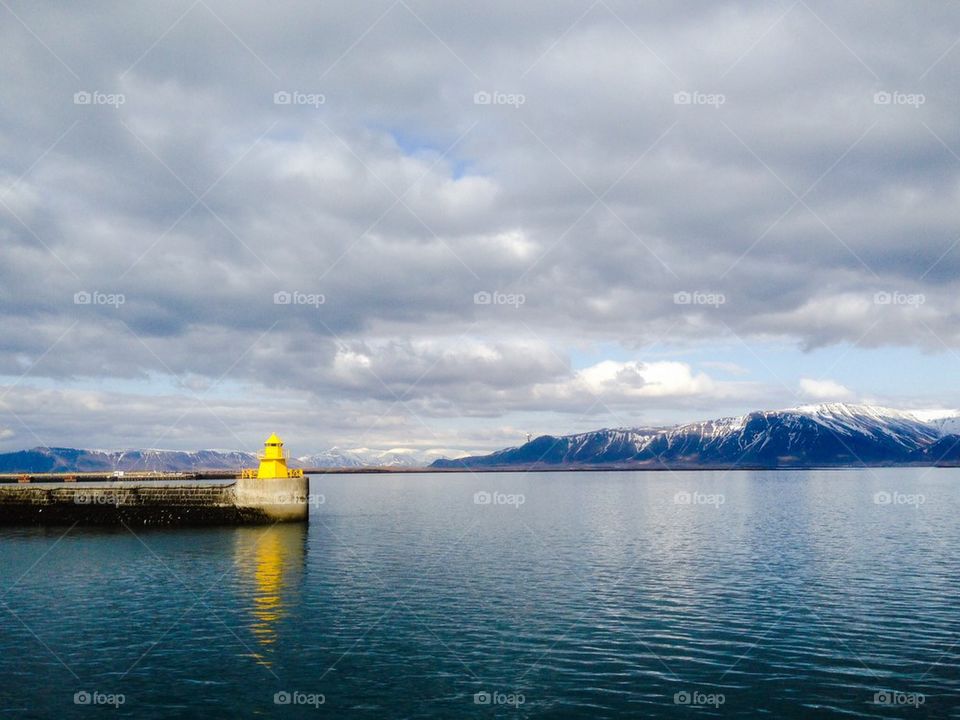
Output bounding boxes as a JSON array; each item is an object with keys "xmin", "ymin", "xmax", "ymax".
[{"xmin": 0, "ymin": 476, "xmax": 310, "ymax": 526}]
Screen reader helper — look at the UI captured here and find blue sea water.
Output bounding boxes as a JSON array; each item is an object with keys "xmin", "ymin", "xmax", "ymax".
[{"xmin": 0, "ymin": 469, "xmax": 958, "ymax": 718}]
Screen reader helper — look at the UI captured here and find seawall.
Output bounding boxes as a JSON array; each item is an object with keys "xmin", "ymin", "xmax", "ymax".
[{"xmin": 0, "ymin": 476, "xmax": 309, "ymax": 526}]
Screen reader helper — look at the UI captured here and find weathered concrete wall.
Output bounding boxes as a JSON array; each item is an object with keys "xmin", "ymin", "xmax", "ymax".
[
  {"xmin": 0, "ymin": 479, "xmax": 309, "ymax": 526},
  {"xmin": 233, "ymin": 476, "xmax": 309, "ymax": 523}
]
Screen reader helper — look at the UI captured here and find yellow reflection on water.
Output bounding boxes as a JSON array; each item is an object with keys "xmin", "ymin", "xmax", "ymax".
[{"xmin": 234, "ymin": 524, "xmax": 306, "ymax": 667}]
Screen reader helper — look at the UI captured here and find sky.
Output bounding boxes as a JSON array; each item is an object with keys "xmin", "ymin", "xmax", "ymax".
[{"xmin": 1, "ymin": 0, "xmax": 960, "ymax": 458}]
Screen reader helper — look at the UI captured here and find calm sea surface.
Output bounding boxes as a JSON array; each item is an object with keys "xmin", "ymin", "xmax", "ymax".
[{"xmin": 1, "ymin": 469, "xmax": 958, "ymax": 718}]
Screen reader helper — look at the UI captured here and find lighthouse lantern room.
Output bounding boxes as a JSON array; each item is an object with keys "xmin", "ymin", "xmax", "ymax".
[{"xmin": 257, "ymin": 433, "xmax": 296, "ymax": 479}]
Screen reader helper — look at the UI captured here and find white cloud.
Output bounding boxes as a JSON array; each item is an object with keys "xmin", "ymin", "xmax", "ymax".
[
  {"xmin": 1, "ymin": 1, "xmax": 959, "ymax": 453},
  {"xmin": 799, "ymin": 378, "xmax": 854, "ymax": 401},
  {"xmin": 700, "ymin": 361, "xmax": 749, "ymax": 376},
  {"xmin": 908, "ymin": 409, "xmax": 960, "ymax": 422},
  {"xmin": 577, "ymin": 360, "xmax": 716, "ymax": 398}
]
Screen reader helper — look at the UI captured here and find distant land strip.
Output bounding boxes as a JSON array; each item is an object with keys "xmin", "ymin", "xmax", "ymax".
[{"xmin": 3, "ymin": 461, "xmax": 960, "ymax": 483}]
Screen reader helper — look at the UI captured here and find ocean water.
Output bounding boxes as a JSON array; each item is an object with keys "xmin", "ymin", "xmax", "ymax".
[{"xmin": 0, "ymin": 469, "xmax": 957, "ymax": 718}]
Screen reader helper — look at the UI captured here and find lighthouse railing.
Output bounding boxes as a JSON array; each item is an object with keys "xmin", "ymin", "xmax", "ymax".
[{"xmin": 256, "ymin": 449, "xmax": 291, "ymax": 461}]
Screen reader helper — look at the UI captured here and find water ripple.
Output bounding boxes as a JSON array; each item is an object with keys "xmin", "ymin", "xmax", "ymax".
[{"xmin": 1, "ymin": 469, "xmax": 959, "ymax": 718}]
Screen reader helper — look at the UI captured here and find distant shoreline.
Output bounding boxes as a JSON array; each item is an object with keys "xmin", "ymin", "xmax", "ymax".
[
  {"xmin": 310, "ymin": 462, "xmax": 957, "ymax": 473},
  {"xmin": 1, "ymin": 462, "xmax": 958, "ymax": 483}
]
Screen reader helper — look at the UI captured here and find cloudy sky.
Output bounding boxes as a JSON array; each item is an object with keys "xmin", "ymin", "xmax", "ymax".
[{"xmin": 1, "ymin": 0, "xmax": 959, "ymax": 458}]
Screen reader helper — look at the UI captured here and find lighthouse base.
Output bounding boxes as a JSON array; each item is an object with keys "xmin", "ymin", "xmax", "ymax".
[{"xmin": 233, "ymin": 475, "xmax": 310, "ymax": 523}]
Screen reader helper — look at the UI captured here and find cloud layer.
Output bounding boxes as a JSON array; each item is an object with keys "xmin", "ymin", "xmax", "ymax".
[{"xmin": 2, "ymin": 0, "xmax": 959, "ymax": 452}]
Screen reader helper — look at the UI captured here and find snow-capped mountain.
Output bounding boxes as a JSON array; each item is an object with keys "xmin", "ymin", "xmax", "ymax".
[
  {"xmin": 927, "ymin": 415, "xmax": 960, "ymax": 437},
  {"xmin": 366, "ymin": 450, "xmax": 426, "ymax": 468},
  {"xmin": 0, "ymin": 446, "xmax": 430, "ymax": 473},
  {"xmin": 296, "ymin": 448, "xmax": 426, "ymax": 468},
  {"xmin": 0, "ymin": 447, "xmax": 261, "ymax": 474},
  {"xmin": 433, "ymin": 403, "xmax": 960, "ymax": 469},
  {"xmin": 3, "ymin": 404, "xmax": 959, "ymax": 473},
  {"xmin": 296, "ymin": 448, "xmax": 369, "ymax": 468}
]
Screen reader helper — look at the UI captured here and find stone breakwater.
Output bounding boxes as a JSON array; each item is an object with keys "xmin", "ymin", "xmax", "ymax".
[{"xmin": 0, "ymin": 476, "xmax": 309, "ymax": 525}]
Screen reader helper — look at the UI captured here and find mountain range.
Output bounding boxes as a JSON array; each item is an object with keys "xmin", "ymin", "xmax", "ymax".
[
  {"xmin": 431, "ymin": 403, "xmax": 960, "ymax": 469},
  {"xmin": 4, "ymin": 404, "xmax": 960, "ymax": 474},
  {"xmin": 0, "ymin": 446, "xmax": 427, "ymax": 474}
]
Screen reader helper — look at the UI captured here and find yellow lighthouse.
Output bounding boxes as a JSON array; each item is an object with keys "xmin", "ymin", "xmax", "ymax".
[
  {"xmin": 235, "ymin": 434, "xmax": 308, "ymax": 523},
  {"xmin": 241, "ymin": 433, "xmax": 303, "ymax": 479}
]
